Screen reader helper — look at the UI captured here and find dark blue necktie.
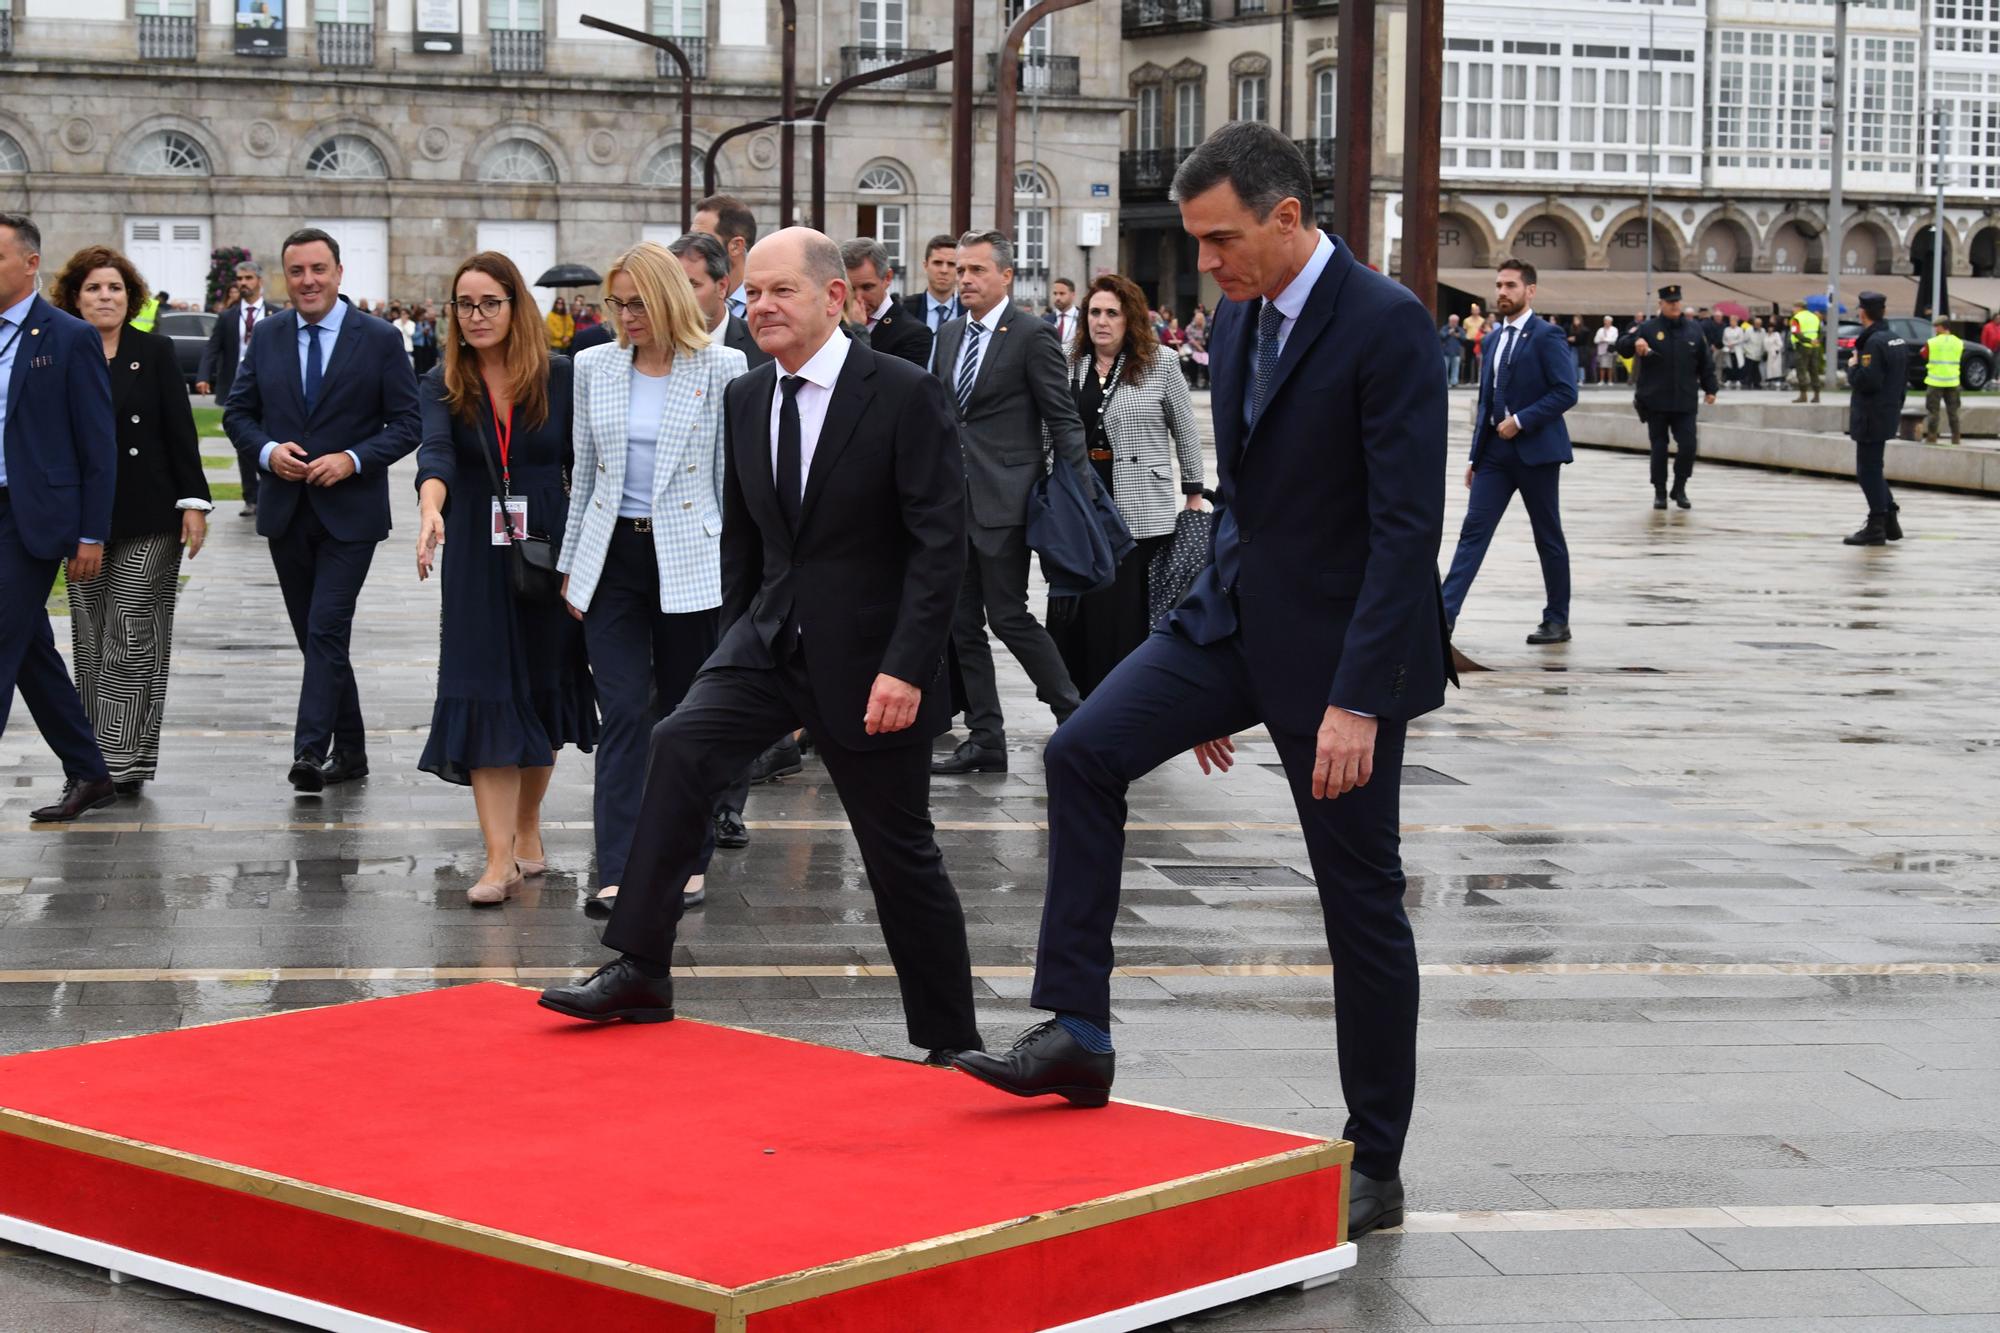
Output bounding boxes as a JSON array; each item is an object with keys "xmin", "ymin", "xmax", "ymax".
[
  {"xmin": 1493, "ymin": 324, "xmax": 1517, "ymax": 421},
  {"xmin": 304, "ymin": 322, "xmax": 324, "ymax": 414},
  {"xmin": 1250, "ymin": 300, "xmax": 1285, "ymax": 422}
]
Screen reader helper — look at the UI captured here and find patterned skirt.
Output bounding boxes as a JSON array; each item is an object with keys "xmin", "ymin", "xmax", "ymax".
[{"xmin": 67, "ymin": 530, "xmax": 183, "ymax": 782}]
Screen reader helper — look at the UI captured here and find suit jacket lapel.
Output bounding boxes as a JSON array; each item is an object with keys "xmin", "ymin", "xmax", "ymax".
[
  {"xmin": 600, "ymin": 347, "xmax": 633, "ymax": 498},
  {"xmin": 275, "ymin": 310, "xmax": 309, "ymax": 421},
  {"xmin": 7, "ymin": 296, "xmax": 48, "ymax": 417},
  {"xmin": 1247, "ymin": 240, "xmax": 1353, "ymax": 448},
  {"xmin": 733, "ymin": 361, "xmax": 783, "ymax": 536},
  {"xmin": 110, "ymin": 340, "xmax": 144, "ymax": 416},
  {"xmin": 967, "ymin": 305, "xmax": 1017, "ymax": 405},
  {"xmin": 1210, "ymin": 300, "xmax": 1249, "ymax": 469},
  {"xmin": 798, "ymin": 341, "xmax": 873, "ymax": 532}
]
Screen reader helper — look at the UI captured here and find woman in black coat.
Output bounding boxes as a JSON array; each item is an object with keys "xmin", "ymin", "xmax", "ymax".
[
  {"xmin": 415, "ymin": 252, "xmax": 596, "ymax": 905},
  {"xmin": 53, "ymin": 246, "xmax": 212, "ymax": 794}
]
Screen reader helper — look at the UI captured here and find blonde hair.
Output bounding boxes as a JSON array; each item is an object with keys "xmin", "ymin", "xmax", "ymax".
[
  {"xmin": 441, "ymin": 251, "xmax": 551, "ymax": 429},
  {"xmin": 605, "ymin": 241, "xmax": 710, "ymax": 357}
]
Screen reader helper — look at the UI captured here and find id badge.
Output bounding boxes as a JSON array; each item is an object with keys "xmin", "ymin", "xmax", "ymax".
[{"xmin": 491, "ymin": 497, "xmax": 528, "ymax": 544}]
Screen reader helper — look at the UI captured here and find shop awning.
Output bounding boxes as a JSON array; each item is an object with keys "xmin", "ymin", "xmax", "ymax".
[
  {"xmin": 1439, "ymin": 268, "xmax": 1750, "ymax": 315},
  {"xmin": 1939, "ymin": 276, "xmax": 2000, "ymax": 321}
]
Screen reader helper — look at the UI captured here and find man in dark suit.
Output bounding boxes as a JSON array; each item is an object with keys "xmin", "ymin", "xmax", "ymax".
[
  {"xmin": 928, "ymin": 229, "xmax": 1093, "ymax": 775},
  {"xmin": 0, "ymin": 213, "xmax": 117, "ymax": 822},
  {"xmin": 841, "ymin": 238, "xmax": 933, "ymax": 368},
  {"xmin": 540, "ymin": 228, "xmax": 981, "ymax": 1063},
  {"xmin": 196, "ymin": 257, "xmax": 275, "ymax": 515},
  {"xmin": 914, "ymin": 234, "xmax": 963, "ymax": 340},
  {"xmin": 665, "ymin": 230, "xmax": 770, "ymax": 372},
  {"xmin": 223, "ymin": 227, "xmax": 421, "ymax": 792},
  {"xmin": 954, "ymin": 125, "xmax": 1453, "ymax": 1239},
  {"xmin": 1041, "ymin": 276, "xmax": 1080, "ymax": 351},
  {"xmin": 1440, "ymin": 258, "xmax": 1579, "ymax": 645}
]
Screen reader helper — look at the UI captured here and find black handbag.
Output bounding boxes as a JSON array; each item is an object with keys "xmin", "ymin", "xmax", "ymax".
[{"xmin": 473, "ymin": 407, "xmax": 563, "ymax": 605}]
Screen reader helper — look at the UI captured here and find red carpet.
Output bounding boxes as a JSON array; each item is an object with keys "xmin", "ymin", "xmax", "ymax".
[{"xmin": 0, "ymin": 983, "xmax": 1352, "ymax": 1330}]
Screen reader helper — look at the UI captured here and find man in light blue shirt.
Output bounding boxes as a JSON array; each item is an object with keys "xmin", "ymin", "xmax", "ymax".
[{"xmin": 0, "ymin": 212, "xmax": 118, "ymax": 821}]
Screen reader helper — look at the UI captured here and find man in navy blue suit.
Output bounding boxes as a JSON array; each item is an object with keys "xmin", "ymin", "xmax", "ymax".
[
  {"xmin": 224, "ymin": 227, "xmax": 420, "ymax": 792},
  {"xmin": 0, "ymin": 213, "xmax": 118, "ymax": 823},
  {"xmin": 955, "ymin": 125, "xmax": 1454, "ymax": 1238},
  {"xmin": 1440, "ymin": 259, "xmax": 1578, "ymax": 645}
]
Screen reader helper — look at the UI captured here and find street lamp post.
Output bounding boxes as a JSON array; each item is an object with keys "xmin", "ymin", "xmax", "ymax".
[
  {"xmin": 1929, "ymin": 102, "xmax": 1948, "ymax": 321},
  {"xmin": 1824, "ymin": 0, "xmax": 1849, "ymax": 394}
]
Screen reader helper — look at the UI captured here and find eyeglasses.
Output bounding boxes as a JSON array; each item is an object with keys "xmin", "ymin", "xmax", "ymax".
[
  {"xmin": 603, "ymin": 296, "xmax": 649, "ymax": 318},
  {"xmin": 452, "ymin": 297, "xmax": 512, "ymax": 319}
]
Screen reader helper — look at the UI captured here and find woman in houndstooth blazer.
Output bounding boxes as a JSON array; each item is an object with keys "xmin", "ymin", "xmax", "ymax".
[
  {"xmin": 1047, "ymin": 274, "xmax": 1207, "ymax": 697},
  {"xmin": 558, "ymin": 243, "xmax": 747, "ymax": 913}
]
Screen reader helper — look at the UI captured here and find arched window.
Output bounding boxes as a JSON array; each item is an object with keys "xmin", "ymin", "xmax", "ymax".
[
  {"xmin": 131, "ymin": 130, "xmax": 210, "ymax": 176},
  {"xmin": 0, "ymin": 133, "xmax": 26, "ymax": 174},
  {"xmin": 1013, "ymin": 167, "xmax": 1050, "ymax": 199},
  {"xmin": 858, "ymin": 164, "xmax": 907, "ymax": 194},
  {"xmin": 642, "ymin": 146, "xmax": 688, "ymax": 187},
  {"xmin": 479, "ymin": 138, "xmax": 558, "ymax": 184},
  {"xmin": 305, "ymin": 135, "xmax": 389, "ymax": 180}
]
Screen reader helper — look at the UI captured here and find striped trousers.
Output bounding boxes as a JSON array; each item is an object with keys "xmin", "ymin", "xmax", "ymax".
[{"xmin": 67, "ymin": 531, "xmax": 183, "ymax": 783}]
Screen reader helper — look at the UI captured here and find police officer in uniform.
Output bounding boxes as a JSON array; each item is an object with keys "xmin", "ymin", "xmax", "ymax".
[
  {"xmin": 1616, "ymin": 284, "xmax": 1717, "ymax": 510},
  {"xmin": 1789, "ymin": 298, "xmax": 1823, "ymax": 403},
  {"xmin": 1843, "ymin": 290, "xmax": 1909, "ymax": 547},
  {"xmin": 1921, "ymin": 315, "xmax": 1963, "ymax": 446}
]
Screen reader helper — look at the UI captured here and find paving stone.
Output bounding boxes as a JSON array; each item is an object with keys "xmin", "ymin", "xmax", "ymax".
[
  {"xmin": 1693, "ymin": 1225, "xmax": 1974, "ymax": 1271},
  {"xmin": 1628, "ymin": 1270, "xmax": 1925, "ymax": 1319},
  {"xmin": 1861, "ymin": 1268, "xmax": 2000, "ymax": 1315},
  {"xmin": 1460, "ymin": 1227, "xmax": 1738, "ymax": 1275},
  {"xmin": 1387, "ymin": 1273, "xmax": 1678, "ymax": 1323}
]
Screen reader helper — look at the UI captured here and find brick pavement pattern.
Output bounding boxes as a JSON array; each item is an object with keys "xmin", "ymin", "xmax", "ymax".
[{"xmin": 2, "ymin": 400, "xmax": 1998, "ymax": 1329}]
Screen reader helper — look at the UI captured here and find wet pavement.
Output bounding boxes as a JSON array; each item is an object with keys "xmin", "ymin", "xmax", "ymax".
[{"xmin": 3, "ymin": 400, "xmax": 1999, "ymax": 1330}]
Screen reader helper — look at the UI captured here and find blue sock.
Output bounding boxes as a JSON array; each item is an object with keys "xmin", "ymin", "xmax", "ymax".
[{"xmin": 1057, "ymin": 1014, "xmax": 1114, "ymax": 1053}]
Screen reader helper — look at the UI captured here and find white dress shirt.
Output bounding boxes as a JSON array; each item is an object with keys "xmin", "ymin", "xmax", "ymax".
[
  {"xmin": 953, "ymin": 299, "xmax": 1007, "ymax": 391},
  {"xmin": 235, "ymin": 298, "xmax": 267, "ymax": 364},
  {"xmin": 1051, "ymin": 305, "xmax": 1078, "ymax": 347},
  {"xmin": 767, "ymin": 329, "xmax": 853, "ymax": 500},
  {"xmin": 1488, "ymin": 307, "xmax": 1533, "ymax": 421}
]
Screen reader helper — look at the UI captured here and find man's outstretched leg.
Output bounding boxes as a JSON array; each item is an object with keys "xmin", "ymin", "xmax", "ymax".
[{"xmin": 954, "ymin": 629, "xmax": 1255, "ymax": 1103}]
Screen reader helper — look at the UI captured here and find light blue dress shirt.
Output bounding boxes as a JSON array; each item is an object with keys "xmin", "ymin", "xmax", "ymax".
[
  {"xmin": 1241, "ymin": 230, "xmax": 1336, "ymax": 431},
  {"xmin": 259, "ymin": 297, "xmax": 361, "ymax": 475},
  {"xmin": 620, "ymin": 364, "xmax": 672, "ymax": 519},
  {"xmin": 0, "ymin": 290, "xmax": 34, "ymax": 490}
]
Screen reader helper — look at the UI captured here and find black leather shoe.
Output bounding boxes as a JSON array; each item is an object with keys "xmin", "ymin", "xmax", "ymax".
[
  {"xmin": 321, "ymin": 750, "xmax": 369, "ymax": 784},
  {"xmin": 538, "ymin": 957, "xmax": 675, "ymax": 1024},
  {"xmin": 1349, "ymin": 1171, "xmax": 1406, "ymax": 1238},
  {"xmin": 114, "ymin": 779, "xmax": 145, "ymax": 797},
  {"xmin": 1843, "ymin": 514, "xmax": 1888, "ymax": 546},
  {"xmin": 1670, "ymin": 482, "xmax": 1692, "ymax": 509},
  {"xmin": 748, "ymin": 736, "xmax": 803, "ymax": 784},
  {"xmin": 1652, "ymin": 487, "xmax": 1668, "ymax": 510},
  {"xmin": 932, "ymin": 740, "xmax": 1008, "ymax": 775},
  {"xmin": 1883, "ymin": 506, "xmax": 1904, "ymax": 541},
  {"xmin": 713, "ymin": 808, "xmax": 750, "ymax": 849},
  {"xmin": 953, "ymin": 1019, "xmax": 1113, "ymax": 1107},
  {"xmin": 1526, "ymin": 620, "xmax": 1571, "ymax": 645},
  {"xmin": 30, "ymin": 778, "xmax": 117, "ymax": 823},
  {"xmin": 921, "ymin": 1045, "xmax": 980, "ymax": 1067},
  {"xmin": 288, "ymin": 758, "xmax": 325, "ymax": 793}
]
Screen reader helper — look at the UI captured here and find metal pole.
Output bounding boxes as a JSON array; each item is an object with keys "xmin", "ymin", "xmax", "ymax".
[
  {"xmin": 995, "ymin": 0, "xmax": 1092, "ymax": 242},
  {"xmin": 806, "ymin": 49, "xmax": 954, "ymax": 231},
  {"xmin": 951, "ymin": 0, "xmax": 975, "ymax": 236},
  {"xmin": 780, "ymin": 1, "xmax": 798, "ymax": 225},
  {"xmin": 1398, "ymin": 0, "xmax": 1442, "ymax": 309},
  {"xmin": 1644, "ymin": 7, "xmax": 1656, "ymax": 307},
  {"xmin": 1825, "ymin": 0, "xmax": 1847, "ymax": 393},
  {"xmin": 1930, "ymin": 102, "xmax": 1946, "ymax": 320},
  {"xmin": 1333, "ymin": 0, "xmax": 1377, "ymax": 259},
  {"xmin": 578, "ymin": 14, "xmax": 696, "ymax": 233}
]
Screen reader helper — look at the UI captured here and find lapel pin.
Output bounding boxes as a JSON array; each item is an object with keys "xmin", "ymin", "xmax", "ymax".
[
  {"xmin": 29, "ymin": 327, "xmax": 39, "ymax": 336},
  {"xmin": 130, "ymin": 361, "xmax": 140, "ymax": 370},
  {"xmin": 998, "ymin": 325, "xmax": 1008, "ymax": 333}
]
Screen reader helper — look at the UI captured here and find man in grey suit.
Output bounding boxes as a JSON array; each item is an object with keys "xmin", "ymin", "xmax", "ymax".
[{"xmin": 930, "ymin": 229, "xmax": 1093, "ymax": 774}]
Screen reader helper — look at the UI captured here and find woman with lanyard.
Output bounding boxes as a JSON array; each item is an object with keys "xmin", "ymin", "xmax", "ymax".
[
  {"xmin": 1047, "ymin": 273, "xmax": 1206, "ymax": 697},
  {"xmin": 415, "ymin": 251, "xmax": 596, "ymax": 905},
  {"xmin": 557, "ymin": 241, "xmax": 745, "ymax": 918}
]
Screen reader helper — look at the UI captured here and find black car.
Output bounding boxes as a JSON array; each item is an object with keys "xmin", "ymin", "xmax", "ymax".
[
  {"xmin": 1836, "ymin": 316, "xmax": 1993, "ymax": 390},
  {"xmin": 155, "ymin": 311, "xmax": 216, "ymax": 390}
]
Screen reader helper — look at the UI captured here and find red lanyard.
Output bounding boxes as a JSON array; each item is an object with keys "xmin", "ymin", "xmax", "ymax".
[{"xmin": 483, "ymin": 375, "xmax": 514, "ymax": 489}]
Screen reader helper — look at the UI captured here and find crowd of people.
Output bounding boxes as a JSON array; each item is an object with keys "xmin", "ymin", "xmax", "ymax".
[{"xmin": 1440, "ymin": 302, "xmax": 1826, "ymax": 394}]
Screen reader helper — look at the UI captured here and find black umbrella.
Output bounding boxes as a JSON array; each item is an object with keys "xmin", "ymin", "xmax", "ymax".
[{"xmin": 535, "ymin": 264, "xmax": 603, "ymax": 288}]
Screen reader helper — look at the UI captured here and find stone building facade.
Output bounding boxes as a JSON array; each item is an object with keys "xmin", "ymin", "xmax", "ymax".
[
  {"xmin": 0, "ymin": 0, "xmax": 1125, "ymax": 310},
  {"xmin": 1120, "ymin": 0, "xmax": 2000, "ymax": 320}
]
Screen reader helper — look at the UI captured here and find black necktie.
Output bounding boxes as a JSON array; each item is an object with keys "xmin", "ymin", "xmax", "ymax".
[{"xmin": 776, "ymin": 375, "xmax": 803, "ymax": 533}]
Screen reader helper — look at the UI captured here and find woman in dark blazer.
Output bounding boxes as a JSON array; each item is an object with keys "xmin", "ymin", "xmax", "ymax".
[
  {"xmin": 415, "ymin": 252, "xmax": 596, "ymax": 906},
  {"xmin": 52, "ymin": 246, "xmax": 211, "ymax": 795}
]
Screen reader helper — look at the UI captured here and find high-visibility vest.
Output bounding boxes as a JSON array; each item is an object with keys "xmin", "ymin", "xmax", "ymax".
[
  {"xmin": 1790, "ymin": 310, "xmax": 1820, "ymax": 345},
  {"xmin": 1925, "ymin": 332, "xmax": 1963, "ymax": 388},
  {"xmin": 131, "ymin": 295, "xmax": 160, "ymax": 332}
]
